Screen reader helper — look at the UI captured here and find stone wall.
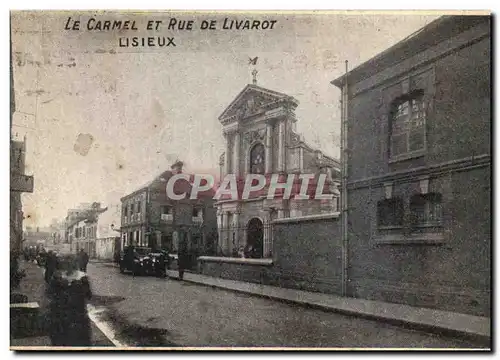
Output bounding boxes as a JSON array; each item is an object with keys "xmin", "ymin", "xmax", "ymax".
[{"xmin": 198, "ymin": 214, "xmax": 343, "ymax": 295}]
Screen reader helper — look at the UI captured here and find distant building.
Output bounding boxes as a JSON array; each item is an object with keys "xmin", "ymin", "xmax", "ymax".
[
  {"xmin": 65, "ymin": 202, "xmax": 106, "ymax": 254},
  {"xmin": 120, "ymin": 161, "xmax": 217, "ymax": 259},
  {"xmin": 332, "ymin": 16, "xmax": 491, "ymax": 316},
  {"xmin": 23, "ymin": 228, "xmax": 52, "ymax": 248},
  {"xmin": 95, "ymin": 203, "xmax": 121, "ymax": 261},
  {"xmin": 10, "ymin": 33, "xmax": 34, "ymax": 261}
]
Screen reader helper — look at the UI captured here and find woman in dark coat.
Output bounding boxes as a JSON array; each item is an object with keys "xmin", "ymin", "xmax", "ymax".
[
  {"xmin": 44, "ymin": 251, "xmax": 57, "ymax": 283},
  {"xmin": 47, "ymin": 254, "xmax": 92, "ymax": 346}
]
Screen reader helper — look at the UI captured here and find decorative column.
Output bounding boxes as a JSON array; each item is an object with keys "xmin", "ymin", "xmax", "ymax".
[
  {"xmin": 232, "ymin": 210, "xmax": 240, "ymax": 253},
  {"xmin": 216, "ymin": 209, "xmax": 223, "ymax": 254},
  {"xmin": 155, "ymin": 230, "xmax": 162, "ymax": 250},
  {"xmin": 224, "ymin": 133, "xmax": 231, "ymax": 177},
  {"xmin": 222, "ymin": 211, "xmax": 229, "ymax": 255},
  {"xmin": 263, "ymin": 210, "xmax": 272, "ymax": 257},
  {"xmin": 265, "ymin": 122, "xmax": 273, "ymax": 174},
  {"xmin": 233, "ymin": 132, "xmax": 240, "ymax": 178},
  {"xmin": 278, "ymin": 120, "xmax": 285, "ymax": 172}
]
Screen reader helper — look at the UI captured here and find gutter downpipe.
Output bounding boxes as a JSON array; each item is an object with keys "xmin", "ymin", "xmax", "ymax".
[{"xmin": 341, "ymin": 61, "xmax": 349, "ymax": 297}]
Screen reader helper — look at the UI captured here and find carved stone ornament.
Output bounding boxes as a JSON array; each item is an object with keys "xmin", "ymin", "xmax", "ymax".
[
  {"xmin": 244, "ymin": 129, "xmax": 266, "ymax": 144},
  {"xmin": 235, "ymin": 94, "xmax": 272, "ymax": 119},
  {"xmin": 419, "ymin": 177, "xmax": 429, "ymax": 195},
  {"xmin": 383, "ymin": 182, "xmax": 393, "ymax": 200},
  {"xmin": 290, "ymin": 132, "xmax": 301, "ymax": 146}
]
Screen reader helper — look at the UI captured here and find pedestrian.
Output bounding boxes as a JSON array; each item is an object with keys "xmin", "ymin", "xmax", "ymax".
[
  {"xmin": 77, "ymin": 249, "xmax": 89, "ymax": 273},
  {"xmin": 44, "ymin": 250, "xmax": 57, "ymax": 284},
  {"xmin": 178, "ymin": 246, "xmax": 189, "ymax": 281},
  {"xmin": 47, "ymin": 254, "xmax": 92, "ymax": 346},
  {"xmin": 156, "ymin": 250, "xmax": 167, "ymax": 278}
]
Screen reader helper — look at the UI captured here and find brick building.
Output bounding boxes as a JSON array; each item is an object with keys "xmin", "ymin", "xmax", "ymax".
[
  {"xmin": 120, "ymin": 161, "xmax": 217, "ymax": 258},
  {"xmin": 332, "ymin": 16, "xmax": 491, "ymax": 316}
]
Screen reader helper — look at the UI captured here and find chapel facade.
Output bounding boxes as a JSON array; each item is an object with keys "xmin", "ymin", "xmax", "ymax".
[{"xmin": 216, "ymin": 83, "xmax": 341, "ymax": 258}]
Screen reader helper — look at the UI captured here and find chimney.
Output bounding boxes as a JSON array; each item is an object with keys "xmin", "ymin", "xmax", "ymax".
[{"xmin": 171, "ymin": 160, "xmax": 183, "ymax": 174}]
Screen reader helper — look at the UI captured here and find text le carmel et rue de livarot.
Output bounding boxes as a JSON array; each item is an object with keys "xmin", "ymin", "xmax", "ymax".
[{"xmin": 64, "ymin": 17, "xmax": 278, "ymax": 48}]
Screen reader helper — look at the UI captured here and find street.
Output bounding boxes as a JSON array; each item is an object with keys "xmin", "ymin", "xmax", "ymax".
[{"xmin": 86, "ymin": 262, "xmax": 480, "ymax": 348}]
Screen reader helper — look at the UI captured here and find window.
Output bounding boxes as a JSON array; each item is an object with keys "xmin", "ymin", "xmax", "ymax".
[
  {"xmin": 410, "ymin": 193, "xmax": 443, "ymax": 227},
  {"xmin": 377, "ymin": 198, "xmax": 404, "ymax": 228},
  {"xmin": 250, "ymin": 143, "xmax": 265, "ymax": 174},
  {"xmin": 161, "ymin": 205, "xmax": 172, "ymax": 215},
  {"xmin": 161, "ymin": 234, "xmax": 172, "ymax": 250},
  {"xmin": 123, "ymin": 206, "xmax": 128, "ymax": 217},
  {"xmin": 390, "ymin": 90, "xmax": 426, "ymax": 158},
  {"xmin": 137, "ymin": 201, "xmax": 141, "ymax": 214},
  {"xmin": 130, "ymin": 203, "xmax": 135, "ymax": 214},
  {"xmin": 192, "ymin": 208, "xmax": 200, "ymax": 217}
]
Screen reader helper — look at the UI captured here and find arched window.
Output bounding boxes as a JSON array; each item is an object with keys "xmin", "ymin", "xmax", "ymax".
[
  {"xmin": 250, "ymin": 143, "xmax": 265, "ymax": 174},
  {"xmin": 390, "ymin": 90, "xmax": 426, "ymax": 158}
]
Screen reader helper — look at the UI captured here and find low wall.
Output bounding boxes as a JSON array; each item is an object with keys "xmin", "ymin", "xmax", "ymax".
[{"xmin": 198, "ymin": 213, "xmax": 343, "ymax": 295}]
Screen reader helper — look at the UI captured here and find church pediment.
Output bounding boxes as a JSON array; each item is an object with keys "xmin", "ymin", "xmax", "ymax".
[{"xmin": 219, "ymin": 84, "xmax": 297, "ymax": 124}]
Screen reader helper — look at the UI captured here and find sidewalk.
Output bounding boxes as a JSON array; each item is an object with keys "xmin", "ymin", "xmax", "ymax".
[
  {"xmin": 166, "ymin": 269, "xmax": 491, "ymax": 347},
  {"xmin": 10, "ymin": 260, "xmax": 115, "ymax": 350}
]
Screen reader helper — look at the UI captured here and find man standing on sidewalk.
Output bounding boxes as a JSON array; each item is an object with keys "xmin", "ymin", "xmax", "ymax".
[
  {"xmin": 77, "ymin": 249, "xmax": 89, "ymax": 273},
  {"xmin": 178, "ymin": 245, "xmax": 189, "ymax": 281},
  {"xmin": 44, "ymin": 250, "xmax": 57, "ymax": 284}
]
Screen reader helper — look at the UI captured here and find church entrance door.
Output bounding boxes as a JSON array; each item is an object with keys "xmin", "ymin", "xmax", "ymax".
[{"xmin": 246, "ymin": 218, "xmax": 264, "ymax": 258}]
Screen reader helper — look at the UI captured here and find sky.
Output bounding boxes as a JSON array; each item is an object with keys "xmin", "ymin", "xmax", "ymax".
[{"xmin": 11, "ymin": 11, "xmax": 440, "ymax": 227}]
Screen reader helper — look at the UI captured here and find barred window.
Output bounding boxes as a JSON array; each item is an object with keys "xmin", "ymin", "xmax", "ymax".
[
  {"xmin": 390, "ymin": 91, "xmax": 426, "ymax": 158},
  {"xmin": 161, "ymin": 205, "xmax": 172, "ymax": 215},
  {"xmin": 377, "ymin": 198, "xmax": 404, "ymax": 228},
  {"xmin": 410, "ymin": 193, "xmax": 443, "ymax": 227}
]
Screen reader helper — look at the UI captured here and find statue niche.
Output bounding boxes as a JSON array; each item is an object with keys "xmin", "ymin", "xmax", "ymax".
[{"xmin": 250, "ymin": 143, "xmax": 265, "ymax": 175}]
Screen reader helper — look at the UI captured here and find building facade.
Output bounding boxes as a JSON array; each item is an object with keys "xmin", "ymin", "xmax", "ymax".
[
  {"xmin": 11, "ymin": 137, "xmax": 34, "ymax": 251},
  {"xmin": 216, "ymin": 84, "xmax": 340, "ymax": 258},
  {"xmin": 10, "ymin": 35, "xmax": 34, "ymax": 268},
  {"xmin": 332, "ymin": 16, "xmax": 491, "ymax": 316},
  {"xmin": 66, "ymin": 202, "xmax": 106, "ymax": 255},
  {"xmin": 120, "ymin": 161, "xmax": 217, "ymax": 259},
  {"xmin": 95, "ymin": 203, "xmax": 121, "ymax": 261}
]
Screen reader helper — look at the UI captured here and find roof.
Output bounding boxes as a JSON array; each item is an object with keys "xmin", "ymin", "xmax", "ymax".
[
  {"xmin": 332, "ymin": 15, "xmax": 491, "ymax": 88},
  {"xmin": 121, "ymin": 170, "xmax": 174, "ymax": 201},
  {"xmin": 219, "ymin": 83, "xmax": 298, "ymax": 121},
  {"xmin": 121, "ymin": 169, "xmax": 216, "ymax": 202},
  {"xmin": 66, "ymin": 207, "xmax": 107, "ymax": 228}
]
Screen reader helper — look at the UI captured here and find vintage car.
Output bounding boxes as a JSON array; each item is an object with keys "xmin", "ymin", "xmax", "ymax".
[{"xmin": 119, "ymin": 246, "xmax": 158, "ymax": 276}]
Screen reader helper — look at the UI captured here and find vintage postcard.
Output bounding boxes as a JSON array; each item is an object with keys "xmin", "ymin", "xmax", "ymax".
[{"xmin": 9, "ymin": 10, "xmax": 491, "ymax": 350}]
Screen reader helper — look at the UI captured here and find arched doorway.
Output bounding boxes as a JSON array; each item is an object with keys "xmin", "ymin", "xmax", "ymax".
[{"xmin": 246, "ymin": 218, "xmax": 263, "ymax": 258}]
